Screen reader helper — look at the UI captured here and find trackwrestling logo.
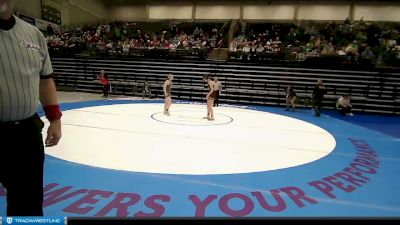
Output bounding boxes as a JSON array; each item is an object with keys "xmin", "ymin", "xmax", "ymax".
[{"xmin": 3, "ymin": 217, "xmax": 64, "ymax": 225}]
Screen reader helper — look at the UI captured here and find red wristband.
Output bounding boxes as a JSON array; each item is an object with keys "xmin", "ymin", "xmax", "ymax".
[{"xmin": 43, "ymin": 105, "xmax": 62, "ymax": 121}]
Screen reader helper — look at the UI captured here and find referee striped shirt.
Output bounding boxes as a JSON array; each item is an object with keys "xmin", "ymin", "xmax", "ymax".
[{"xmin": 0, "ymin": 15, "xmax": 53, "ymax": 122}]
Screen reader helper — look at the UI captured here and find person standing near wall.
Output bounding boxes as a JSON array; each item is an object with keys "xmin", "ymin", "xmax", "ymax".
[
  {"xmin": 285, "ymin": 83, "xmax": 297, "ymax": 111},
  {"xmin": 213, "ymin": 77, "xmax": 222, "ymax": 107},
  {"xmin": 142, "ymin": 80, "xmax": 152, "ymax": 99},
  {"xmin": 98, "ymin": 70, "xmax": 110, "ymax": 97},
  {"xmin": 312, "ymin": 79, "xmax": 327, "ymax": 117},
  {"xmin": 0, "ymin": 0, "xmax": 62, "ymax": 215},
  {"xmin": 163, "ymin": 73, "xmax": 173, "ymax": 116}
]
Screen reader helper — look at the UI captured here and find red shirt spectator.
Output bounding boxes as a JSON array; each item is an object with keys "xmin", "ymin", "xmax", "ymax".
[{"xmin": 99, "ymin": 73, "xmax": 109, "ymax": 85}]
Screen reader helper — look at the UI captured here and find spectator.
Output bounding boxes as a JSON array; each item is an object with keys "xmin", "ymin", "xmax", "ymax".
[
  {"xmin": 285, "ymin": 84, "xmax": 297, "ymax": 112},
  {"xmin": 47, "ymin": 24, "xmax": 54, "ymax": 35},
  {"xmin": 193, "ymin": 26, "xmax": 201, "ymax": 39},
  {"xmin": 98, "ymin": 70, "xmax": 110, "ymax": 97},
  {"xmin": 336, "ymin": 94, "xmax": 354, "ymax": 116},
  {"xmin": 142, "ymin": 81, "xmax": 152, "ymax": 99},
  {"xmin": 312, "ymin": 80, "xmax": 327, "ymax": 117},
  {"xmin": 361, "ymin": 45, "xmax": 375, "ymax": 63}
]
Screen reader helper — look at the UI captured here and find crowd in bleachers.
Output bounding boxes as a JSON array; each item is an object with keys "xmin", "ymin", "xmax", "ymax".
[
  {"xmin": 45, "ymin": 19, "xmax": 400, "ymax": 68},
  {"xmin": 230, "ymin": 19, "xmax": 400, "ymax": 67},
  {"xmin": 46, "ymin": 21, "xmax": 228, "ymax": 59}
]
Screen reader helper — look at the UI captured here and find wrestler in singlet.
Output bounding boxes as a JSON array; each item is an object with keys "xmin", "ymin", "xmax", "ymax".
[
  {"xmin": 208, "ymin": 80, "xmax": 217, "ymax": 99},
  {"xmin": 204, "ymin": 77, "xmax": 217, "ymax": 120},
  {"xmin": 164, "ymin": 74, "xmax": 174, "ymax": 116},
  {"xmin": 165, "ymin": 79, "xmax": 172, "ymax": 97}
]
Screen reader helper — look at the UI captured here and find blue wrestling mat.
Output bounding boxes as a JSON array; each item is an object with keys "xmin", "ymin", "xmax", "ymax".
[{"xmin": 0, "ymin": 99, "xmax": 399, "ymax": 218}]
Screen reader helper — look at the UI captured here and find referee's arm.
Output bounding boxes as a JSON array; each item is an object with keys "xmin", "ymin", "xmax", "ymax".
[
  {"xmin": 39, "ymin": 75, "xmax": 59, "ymax": 107},
  {"xmin": 40, "ymin": 76, "xmax": 62, "ymax": 147}
]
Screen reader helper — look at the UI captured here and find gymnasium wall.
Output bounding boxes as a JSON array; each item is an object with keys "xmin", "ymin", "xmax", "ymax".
[
  {"xmin": 15, "ymin": 1, "xmax": 400, "ymax": 25},
  {"xmin": 109, "ymin": 1, "xmax": 400, "ymax": 22}
]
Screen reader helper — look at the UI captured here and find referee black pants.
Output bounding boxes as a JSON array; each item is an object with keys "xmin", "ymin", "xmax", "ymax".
[
  {"xmin": 313, "ymin": 99, "xmax": 323, "ymax": 116},
  {"xmin": 213, "ymin": 91, "xmax": 220, "ymax": 107},
  {"xmin": 0, "ymin": 114, "xmax": 45, "ymax": 216}
]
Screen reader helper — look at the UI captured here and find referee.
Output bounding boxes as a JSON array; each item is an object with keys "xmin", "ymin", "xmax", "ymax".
[{"xmin": 0, "ymin": 0, "xmax": 62, "ymax": 216}]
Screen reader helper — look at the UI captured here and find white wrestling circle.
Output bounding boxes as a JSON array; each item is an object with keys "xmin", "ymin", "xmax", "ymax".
[{"xmin": 43, "ymin": 103, "xmax": 336, "ymax": 175}]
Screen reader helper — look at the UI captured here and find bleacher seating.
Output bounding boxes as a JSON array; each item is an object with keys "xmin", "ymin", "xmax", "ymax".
[{"xmin": 52, "ymin": 57, "xmax": 400, "ymax": 115}]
